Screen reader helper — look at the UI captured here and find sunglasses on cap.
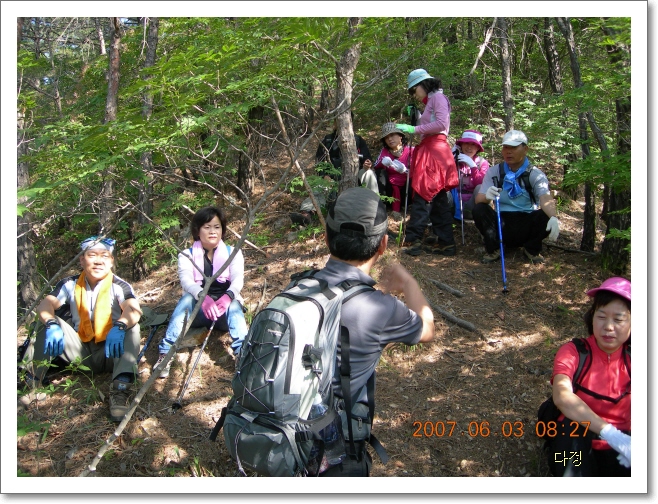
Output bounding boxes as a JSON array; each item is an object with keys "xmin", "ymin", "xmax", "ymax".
[{"xmin": 80, "ymin": 236, "xmax": 116, "ymax": 249}]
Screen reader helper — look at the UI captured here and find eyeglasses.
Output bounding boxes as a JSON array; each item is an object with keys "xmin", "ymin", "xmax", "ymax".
[
  {"xmin": 80, "ymin": 236, "xmax": 116, "ymax": 249},
  {"xmin": 408, "ymin": 86, "xmax": 417, "ymax": 95}
]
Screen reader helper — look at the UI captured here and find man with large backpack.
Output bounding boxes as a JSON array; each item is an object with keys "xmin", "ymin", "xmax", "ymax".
[
  {"xmin": 472, "ymin": 129, "xmax": 560, "ymax": 264},
  {"xmin": 312, "ymin": 187, "xmax": 435, "ymax": 475},
  {"xmin": 215, "ymin": 187, "xmax": 434, "ymax": 477}
]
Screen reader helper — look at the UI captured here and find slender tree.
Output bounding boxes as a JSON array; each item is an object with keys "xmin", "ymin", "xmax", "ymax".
[
  {"xmin": 336, "ymin": 17, "xmax": 362, "ymax": 192},
  {"xmin": 497, "ymin": 17, "xmax": 514, "ymax": 131},
  {"xmin": 555, "ymin": 17, "xmax": 596, "ymax": 252},
  {"xmin": 100, "ymin": 17, "xmax": 121, "ymax": 233}
]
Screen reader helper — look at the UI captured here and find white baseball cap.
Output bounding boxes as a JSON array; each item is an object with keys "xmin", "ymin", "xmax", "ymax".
[{"xmin": 502, "ymin": 130, "xmax": 528, "ymax": 147}]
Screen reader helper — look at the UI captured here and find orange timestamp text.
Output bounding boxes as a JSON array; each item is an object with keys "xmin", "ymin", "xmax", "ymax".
[
  {"xmin": 535, "ymin": 421, "xmax": 591, "ymax": 438},
  {"xmin": 412, "ymin": 420, "xmax": 525, "ymax": 438}
]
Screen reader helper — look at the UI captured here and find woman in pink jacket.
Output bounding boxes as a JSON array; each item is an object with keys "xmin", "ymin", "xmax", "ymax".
[
  {"xmin": 373, "ymin": 122, "xmax": 413, "ymax": 222},
  {"xmin": 453, "ymin": 129, "xmax": 490, "ymax": 220},
  {"xmin": 396, "ymin": 69, "xmax": 458, "ymax": 256}
]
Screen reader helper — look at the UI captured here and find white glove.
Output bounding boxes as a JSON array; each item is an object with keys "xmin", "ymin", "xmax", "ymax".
[
  {"xmin": 485, "ymin": 185, "xmax": 502, "ymax": 201},
  {"xmin": 600, "ymin": 424, "xmax": 631, "ymax": 465},
  {"xmin": 391, "ymin": 160, "xmax": 407, "ymax": 174},
  {"xmin": 546, "ymin": 216, "xmax": 560, "ymax": 242},
  {"xmin": 617, "ymin": 453, "xmax": 631, "ymax": 468},
  {"xmin": 381, "ymin": 156, "xmax": 392, "ymax": 167},
  {"xmin": 451, "ymin": 145, "xmax": 461, "ymax": 154},
  {"xmin": 457, "ymin": 153, "xmax": 477, "ymax": 169}
]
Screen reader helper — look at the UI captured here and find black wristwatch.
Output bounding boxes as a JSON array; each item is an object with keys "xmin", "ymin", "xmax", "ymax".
[
  {"xmin": 45, "ymin": 318, "xmax": 60, "ymax": 329},
  {"xmin": 225, "ymin": 290, "xmax": 235, "ymax": 301},
  {"xmin": 114, "ymin": 321, "xmax": 127, "ymax": 331}
]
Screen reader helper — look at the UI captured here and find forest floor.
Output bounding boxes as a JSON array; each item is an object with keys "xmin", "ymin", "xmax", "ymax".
[{"xmin": 16, "ymin": 132, "xmax": 611, "ymax": 480}]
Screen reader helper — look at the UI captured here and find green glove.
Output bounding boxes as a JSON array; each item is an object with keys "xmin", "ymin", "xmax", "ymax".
[{"xmin": 396, "ymin": 124, "xmax": 415, "ymax": 134}]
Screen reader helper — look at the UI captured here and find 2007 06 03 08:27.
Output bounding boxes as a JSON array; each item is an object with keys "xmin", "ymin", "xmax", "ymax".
[
  {"xmin": 412, "ymin": 420, "xmax": 592, "ymax": 438},
  {"xmin": 412, "ymin": 420, "xmax": 525, "ymax": 438}
]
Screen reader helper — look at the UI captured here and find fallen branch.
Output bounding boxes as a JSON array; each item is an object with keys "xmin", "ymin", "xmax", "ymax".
[
  {"xmin": 429, "ymin": 279, "xmax": 464, "ymax": 298},
  {"xmin": 430, "ymin": 302, "xmax": 480, "ymax": 335},
  {"xmin": 79, "ymin": 311, "xmax": 190, "ymax": 477},
  {"xmin": 137, "ymin": 279, "xmax": 177, "ymax": 300},
  {"xmin": 544, "ymin": 242, "xmax": 598, "ymax": 255}
]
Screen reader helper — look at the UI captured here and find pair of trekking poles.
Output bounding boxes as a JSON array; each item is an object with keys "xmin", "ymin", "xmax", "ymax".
[{"xmin": 141, "ymin": 307, "xmax": 217, "ymax": 411}]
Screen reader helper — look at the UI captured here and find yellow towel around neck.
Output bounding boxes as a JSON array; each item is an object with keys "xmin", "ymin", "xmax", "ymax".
[{"xmin": 75, "ymin": 272, "xmax": 114, "ymax": 343}]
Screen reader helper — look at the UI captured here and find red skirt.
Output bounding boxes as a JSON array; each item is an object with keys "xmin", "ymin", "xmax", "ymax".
[{"xmin": 410, "ymin": 134, "xmax": 458, "ymax": 201}]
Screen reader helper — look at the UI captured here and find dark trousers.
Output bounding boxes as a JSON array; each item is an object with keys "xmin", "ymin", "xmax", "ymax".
[
  {"xmin": 472, "ymin": 202, "xmax": 550, "ymax": 255},
  {"xmin": 546, "ymin": 418, "xmax": 631, "ymax": 477},
  {"xmin": 405, "ymin": 190, "xmax": 454, "ymax": 245}
]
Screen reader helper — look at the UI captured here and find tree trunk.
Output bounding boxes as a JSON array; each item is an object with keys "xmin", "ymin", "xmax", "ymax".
[
  {"xmin": 543, "ymin": 19, "xmax": 580, "ymax": 199},
  {"xmin": 555, "ymin": 17, "xmax": 596, "ymax": 252},
  {"xmin": 543, "ymin": 19, "xmax": 563, "ymax": 95},
  {"xmin": 138, "ymin": 17, "xmax": 158, "ymax": 225},
  {"xmin": 100, "ymin": 17, "xmax": 121, "ymax": 233},
  {"xmin": 237, "ymin": 105, "xmax": 264, "ymax": 199},
  {"xmin": 17, "ymin": 24, "xmax": 39, "ymax": 309},
  {"xmin": 17, "ymin": 17, "xmax": 24, "ymax": 48},
  {"xmin": 95, "ymin": 18, "xmax": 106, "ymax": 56},
  {"xmin": 601, "ymin": 97, "xmax": 631, "ymax": 276},
  {"xmin": 337, "ymin": 18, "xmax": 362, "ymax": 192},
  {"xmin": 497, "ymin": 17, "xmax": 514, "ymax": 131}
]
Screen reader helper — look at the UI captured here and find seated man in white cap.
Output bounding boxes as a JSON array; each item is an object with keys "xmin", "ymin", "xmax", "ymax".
[
  {"xmin": 22, "ymin": 236, "xmax": 142, "ymax": 422},
  {"xmin": 472, "ymin": 129, "xmax": 560, "ymax": 264}
]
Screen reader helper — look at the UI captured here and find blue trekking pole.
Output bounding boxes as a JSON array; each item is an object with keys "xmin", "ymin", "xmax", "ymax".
[{"xmin": 492, "ymin": 186, "xmax": 509, "ymax": 294}]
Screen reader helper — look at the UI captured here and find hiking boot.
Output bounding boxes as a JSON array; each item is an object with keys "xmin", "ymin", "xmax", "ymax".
[
  {"xmin": 425, "ymin": 240, "xmax": 457, "ymax": 256},
  {"xmin": 522, "ymin": 248, "xmax": 545, "ymax": 264},
  {"xmin": 481, "ymin": 249, "xmax": 501, "ymax": 263},
  {"xmin": 109, "ymin": 379, "xmax": 133, "ymax": 422},
  {"xmin": 153, "ymin": 353, "xmax": 172, "ymax": 379},
  {"xmin": 423, "ymin": 235, "xmax": 438, "ymax": 246},
  {"xmin": 402, "ymin": 240, "xmax": 423, "ymax": 256}
]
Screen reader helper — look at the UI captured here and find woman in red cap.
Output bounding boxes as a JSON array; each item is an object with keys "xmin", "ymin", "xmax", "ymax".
[
  {"xmin": 452, "ymin": 129, "xmax": 490, "ymax": 220},
  {"xmin": 548, "ymin": 277, "xmax": 631, "ymax": 477}
]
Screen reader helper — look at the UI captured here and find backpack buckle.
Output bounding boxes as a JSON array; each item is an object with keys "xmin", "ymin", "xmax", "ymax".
[{"xmin": 302, "ymin": 344, "xmax": 323, "ymax": 372}]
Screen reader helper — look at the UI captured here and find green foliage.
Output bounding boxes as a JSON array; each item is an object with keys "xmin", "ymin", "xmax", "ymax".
[
  {"xmin": 16, "ymin": 16, "xmax": 632, "ymax": 286},
  {"xmin": 17, "ymin": 415, "xmax": 50, "ymax": 439}
]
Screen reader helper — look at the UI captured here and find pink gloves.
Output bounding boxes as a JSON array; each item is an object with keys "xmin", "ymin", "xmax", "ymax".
[
  {"xmin": 215, "ymin": 294, "xmax": 232, "ymax": 317},
  {"xmin": 201, "ymin": 295, "xmax": 221, "ymax": 321}
]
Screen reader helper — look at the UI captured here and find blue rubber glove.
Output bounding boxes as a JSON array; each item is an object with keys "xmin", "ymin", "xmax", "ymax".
[
  {"xmin": 105, "ymin": 323, "xmax": 126, "ymax": 359},
  {"xmin": 44, "ymin": 322, "xmax": 64, "ymax": 357},
  {"xmin": 395, "ymin": 124, "xmax": 415, "ymax": 135}
]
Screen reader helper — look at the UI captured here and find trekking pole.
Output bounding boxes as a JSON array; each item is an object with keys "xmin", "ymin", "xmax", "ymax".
[
  {"xmin": 399, "ymin": 104, "xmax": 416, "ymax": 246},
  {"xmin": 137, "ymin": 311, "xmax": 169, "ymax": 363},
  {"xmin": 458, "ymin": 170, "xmax": 465, "ymax": 245},
  {"xmin": 491, "ymin": 178, "xmax": 508, "ymax": 294},
  {"xmin": 172, "ymin": 320, "xmax": 216, "ymax": 411}
]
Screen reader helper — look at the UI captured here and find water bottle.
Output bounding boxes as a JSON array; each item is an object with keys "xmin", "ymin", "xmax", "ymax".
[{"xmin": 307, "ymin": 394, "xmax": 345, "ymax": 472}]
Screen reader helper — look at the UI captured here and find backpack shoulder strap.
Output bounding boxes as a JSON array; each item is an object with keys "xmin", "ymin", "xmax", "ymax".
[{"xmin": 570, "ymin": 337, "xmax": 591, "ymax": 387}]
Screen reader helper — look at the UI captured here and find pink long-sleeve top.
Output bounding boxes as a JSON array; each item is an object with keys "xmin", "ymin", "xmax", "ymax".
[{"xmin": 413, "ymin": 90, "xmax": 451, "ymax": 139}]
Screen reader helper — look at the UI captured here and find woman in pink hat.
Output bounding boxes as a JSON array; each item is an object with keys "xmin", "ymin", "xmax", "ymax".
[
  {"xmin": 452, "ymin": 129, "xmax": 490, "ymax": 220},
  {"xmin": 373, "ymin": 122, "xmax": 414, "ymax": 222},
  {"xmin": 547, "ymin": 277, "xmax": 631, "ymax": 477}
]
